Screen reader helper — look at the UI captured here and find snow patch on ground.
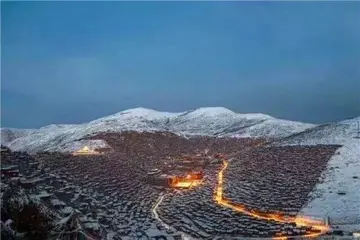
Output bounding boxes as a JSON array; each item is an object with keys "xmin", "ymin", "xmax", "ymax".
[{"xmin": 299, "ymin": 139, "xmax": 360, "ymax": 224}]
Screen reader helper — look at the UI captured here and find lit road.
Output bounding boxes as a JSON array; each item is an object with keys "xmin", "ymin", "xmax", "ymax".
[
  {"xmin": 214, "ymin": 160, "xmax": 330, "ymax": 239},
  {"xmin": 152, "ymin": 193, "xmax": 194, "ymax": 240},
  {"xmin": 154, "ymin": 142, "xmax": 330, "ymax": 239},
  {"xmin": 152, "ymin": 193, "xmax": 171, "ymax": 230}
]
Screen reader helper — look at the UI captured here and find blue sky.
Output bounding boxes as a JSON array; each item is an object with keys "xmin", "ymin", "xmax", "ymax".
[{"xmin": 1, "ymin": 1, "xmax": 360, "ymax": 128}]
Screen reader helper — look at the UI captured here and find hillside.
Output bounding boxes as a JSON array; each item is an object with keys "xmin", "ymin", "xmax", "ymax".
[
  {"xmin": 0, "ymin": 128, "xmax": 35, "ymax": 145},
  {"xmin": 278, "ymin": 116, "xmax": 360, "ymax": 146},
  {"xmin": 1, "ymin": 107, "xmax": 315, "ymax": 153},
  {"xmin": 298, "ymin": 139, "xmax": 360, "ymax": 225},
  {"xmin": 276, "ymin": 116, "xmax": 360, "ymax": 226}
]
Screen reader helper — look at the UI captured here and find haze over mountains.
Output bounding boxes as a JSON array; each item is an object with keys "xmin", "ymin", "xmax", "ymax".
[{"xmin": 1, "ymin": 107, "xmax": 358, "ymax": 153}]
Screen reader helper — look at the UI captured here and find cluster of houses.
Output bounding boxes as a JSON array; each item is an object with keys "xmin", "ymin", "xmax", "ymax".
[
  {"xmin": 1, "ymin": 130, "xmax": 348, "ymax": 239},
  {"xmin": 1, "ymin": 146, "xmax": 107, "ymax": 239},
  {"xmin": 224, "ymin": 145, "xmax": 341, "ymax": 214},
  {"xmin": 33, "ymin": 148, "xmax": 183, "ymax": 240}
]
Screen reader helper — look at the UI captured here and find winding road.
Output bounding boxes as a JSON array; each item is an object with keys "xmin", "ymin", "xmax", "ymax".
[
  {"xmin": 152, "ymin": 193, "xmax": 194, "ymax": 240},
  {"xmin": 152, "ymin": 193, "xmax": 172, "ymax": 230},
  {"xmin": 215, "ymin": 160, "xmax": 330, "ymax": 239},
  {"xmin": 152, "ymin": 150, "xmax": 330, "ymax": 239}
]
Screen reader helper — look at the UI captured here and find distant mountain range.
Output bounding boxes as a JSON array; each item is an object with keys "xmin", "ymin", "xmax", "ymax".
[{"xmin": 1, "ymin": 107, "xmax": 359, "ymax": 153}]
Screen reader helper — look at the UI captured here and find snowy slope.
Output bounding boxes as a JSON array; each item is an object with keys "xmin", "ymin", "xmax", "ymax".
[
  {"xmin": 0, "ymin": 128, "xmax": 35, "ymax": 145},
  {"xmin": 298, "ymin": 139, "xmax": 360, "ymax": 224},
  {"xmin": 278, "ymin": 116, "xmax": 360, "ymax": 146},
  {"xmin": 222, "ymin": 118, "xmax": 315, "ymax": 139},
  {"xmin": 169, "ymin": 107, "xmax": 275, "ymax": 136},
  {"xmin": 3, "ymin": 107, "xmax": 315, "ymax": 153},
  {"xmin": 281, "ymin": 116, "xmax": 360, "ymax": 225}
]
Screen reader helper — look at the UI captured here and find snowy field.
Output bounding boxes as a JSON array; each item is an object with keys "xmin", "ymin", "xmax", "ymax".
[{"xmin": 299, "ymin": 139, "xmax": 360, "ymax": 225}]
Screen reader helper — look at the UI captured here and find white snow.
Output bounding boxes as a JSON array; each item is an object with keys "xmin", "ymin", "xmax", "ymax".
[
  {"xmin": 3, "ymin": 107, "xmax": 315, "ymax": 153},
  {"xmin": 99, "ymin": 107, "xmax": 179, "ymax": 120},
  {"xmin": 36, "ymin": 191, "xmax": 52, "ymax": 198},
  {"xmin": 279, "ymin": 116, "xmax": 359, "ymax": 146},
  {"xmin": 181, "ymin": 107, "xmax": 237, "ymax": 117},
  {"xmin": 225, "ymin": 119, "xmax": 315, "ymax": 139},
  {"xmin": 274, "ymin": 116, "xmax": 360, "ymax": 226},
  {"xmin": 299, "ymin": 139, "xmax": 360, "ymax": 225},
  {"xmin": 1, "ymin": 128, "xmax": 35, "ymax": 145},
  {"xmin": 106, "ymin": 231, "xmax": 117, "ymax": 240},
  {"xmin": 55, "ymin": 211, "xmax": 76, "ymax": 226},
  {"xmin": 4, "ymin": 219, "xmax": 14, "ymax": 227},
  {"xmin": 8, "ymin": 188, "xmax": 31, "ymax": 210},
  {"xmin": 170, "ymin": 107, "xmax": 276, "ymax": 137},
  {"xmin": 340, "ymin": 116, "xmax": 360, "ymax": 125}
]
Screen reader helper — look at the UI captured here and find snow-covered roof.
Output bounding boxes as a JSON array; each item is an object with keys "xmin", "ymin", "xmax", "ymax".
[
  {"xmin": 1, "ymin": 165, "xmax": 18, "ymax": 171},
  {"xmin": 37, "ymin": 191, "xmax": 52, "ymax": 198},
  {"xmin": 50, "ymin": 199, "xmax": 66, "ymax": 207}
]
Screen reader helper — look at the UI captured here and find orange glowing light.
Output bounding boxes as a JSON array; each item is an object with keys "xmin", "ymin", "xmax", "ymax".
[
  {"xmin": 170, "ymin": 170, "xmax": 204, "ymax": 189},
  {"xmin": 172, "ymin": 181, "xmax": 193, "ymax": 188},
  {"xmin": 214, "ymin": 160, "xmax": 330, "ymax": 239},
  {"xmin": 72, "ymin": 146, "xmax": 100, "ymax": 156},
  {"xmin": 171, "ymin": 174, "xmax": 203, "ymax": 189},
  {"xmin": 172, "ymin": 179, "xmax": 203, "ymax": 189}
]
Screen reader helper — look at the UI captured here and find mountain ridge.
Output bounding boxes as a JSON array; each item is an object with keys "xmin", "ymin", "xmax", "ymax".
[
  {"xmin": 2, "ymin": 106, "xmax": 352, "ymax": 153},
  {"xmin": 278, "ymin": 116, "xmax": 360, "ymax": 146}
]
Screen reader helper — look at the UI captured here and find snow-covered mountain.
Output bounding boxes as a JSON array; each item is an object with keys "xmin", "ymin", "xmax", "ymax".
[
  {"xmin": 278, "ymin": 116, "xmax": 360, "ymax": 146},
  {"xmin": 291, "ymin": 117, "xmax": 360, "ymax": 225},
  {"xmin": 2, "ymin": 107, "xmax": 316, "ymax": 153},
  {"xmin": 0, "ymin": 128, "xmax": 35, "ymax": 145},
  {"xmin": 276, "ymin": 115, "xmax": 360, "ymax": 225}
]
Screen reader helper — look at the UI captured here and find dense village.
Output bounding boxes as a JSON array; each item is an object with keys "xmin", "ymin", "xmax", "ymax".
[
  {"xmin": 224, "ymin": 145, "xmax": 341, "ymax": 214},
  {"xmin": 0, "ymin": 131, "xmax": 353, "ymax": 239}
]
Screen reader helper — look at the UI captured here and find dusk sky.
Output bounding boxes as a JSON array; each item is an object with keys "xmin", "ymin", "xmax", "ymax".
[{"xmin": 1, "ymin": 1, "xmax": 360, "ymax": 128}]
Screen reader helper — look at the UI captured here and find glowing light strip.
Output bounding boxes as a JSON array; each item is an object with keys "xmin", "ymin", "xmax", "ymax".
[{"xmin": 214, "ymin": 160, "xmax": 330, "ymax": 239}]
